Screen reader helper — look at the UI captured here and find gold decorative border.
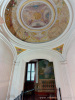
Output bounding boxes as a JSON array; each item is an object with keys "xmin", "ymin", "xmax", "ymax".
[
  {"xmin": 15, "ymin": 47, "xmax": 26, "ymax": 55},
  {"xmin": 18, "ymin": 0, "xmax": 56, "ymax": 32},
  {"xmin": 53, "ymin": 44, "xmax": 64, "ymax": 54}
]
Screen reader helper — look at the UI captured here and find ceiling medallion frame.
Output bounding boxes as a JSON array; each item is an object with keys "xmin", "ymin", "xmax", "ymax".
[
  {"xmin": 3, "ymin": 0, "xmax": 72, "ymax": 44},
  {"xmin": 17, "ymin": 0, "xmax": 57, "ymax": 32}
]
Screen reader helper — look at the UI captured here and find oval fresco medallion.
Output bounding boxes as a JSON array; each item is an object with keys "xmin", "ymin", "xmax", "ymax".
[
  {"xmin": 5, "ymin": 0, "xmax": 70, "ymax": 43},
  {"xmin": 21, "ymin": 2, "xmax": 52, "ymax": 29},
  {"xmin": 17, "ymin": 0, "xmax": 57, "ymax": 32}
]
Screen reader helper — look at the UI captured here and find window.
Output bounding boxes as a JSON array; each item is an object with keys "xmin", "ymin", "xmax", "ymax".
[{"xmin": 27, "ymin": 63, "xmax": 35, "ymax": 81}]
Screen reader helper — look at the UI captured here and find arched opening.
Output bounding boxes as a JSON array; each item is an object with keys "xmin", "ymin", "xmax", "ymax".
[
  {"xmin": 11, "ymin": 49, "xmax": 63, "ymax": 100},
  {"xmin": 23, "ymin": 59, "xmax": 57, "ymax": 100}
]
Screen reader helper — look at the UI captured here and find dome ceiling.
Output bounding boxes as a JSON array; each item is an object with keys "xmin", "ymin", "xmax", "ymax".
[{"xmin": 5, "ymin": 0, "xmax": 70, "ymax": 43}]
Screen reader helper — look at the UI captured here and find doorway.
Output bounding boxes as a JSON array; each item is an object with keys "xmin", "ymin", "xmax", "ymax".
[
  {"xmin": 24, "ymin": 62, "xmax": 36, "ymax": 91},
  {"xmin": 23, "ymin": 59, "xmax": 57, "ymax": 100}
]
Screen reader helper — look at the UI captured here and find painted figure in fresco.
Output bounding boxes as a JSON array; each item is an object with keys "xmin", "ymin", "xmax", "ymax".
[{"xmin": 39, "ymin": 60, "xmax": 55, "ymax": 79}]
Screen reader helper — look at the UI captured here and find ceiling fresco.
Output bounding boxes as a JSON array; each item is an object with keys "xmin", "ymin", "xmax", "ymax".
[
  {"xmin": 21, "ymin": 2, "xmax": 52, "ymax": 29},
  {"xmin": 15, "ymin": 47, "xmax": 26, "ymax": 55},
  {"xmin": 53, "ymin": 44, "xmax": 64, "ymax": 54},
  {"xmin": 5, "ymin": 0, "xmax": 70, "ymax": 43}
]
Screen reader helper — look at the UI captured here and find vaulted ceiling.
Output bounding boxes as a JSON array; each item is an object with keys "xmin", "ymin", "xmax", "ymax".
[
  {"xmin": 5, "ymin": 0, "xmax": 70, "ymax": 43},
  {"xmin": 0, "ymin": 0, "xmax": 74, "ymax": 60}
]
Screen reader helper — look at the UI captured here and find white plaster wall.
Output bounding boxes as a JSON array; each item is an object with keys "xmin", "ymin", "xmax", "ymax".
[
  {"xmin": 59, "ymin": 62, "xmax": 72, "ymax": 100},
  {"xmin": 9, "ymin": 59, "xmax": 26, "ymax": 100},
  {"xmin": 67, "ymin": 38, "xmax": 75, "ymax": 100},
  {"xmin": 53, "ymin": 59, "xmax": 72, "ymax": 100},
  {"xmin": 0, "ymin": 38, "xmax": 14, "ymax": 100}
]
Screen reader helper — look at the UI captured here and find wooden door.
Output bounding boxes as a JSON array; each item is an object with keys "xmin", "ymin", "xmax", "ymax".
[{"xmin": 24, "ymin": 62, "xmax": 36, "ymax": 91}]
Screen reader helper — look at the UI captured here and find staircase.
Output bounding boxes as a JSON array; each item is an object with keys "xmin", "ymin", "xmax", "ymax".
[{"xmin": 14, "ymin": 88, "xmax": 62, "ymax": 100}]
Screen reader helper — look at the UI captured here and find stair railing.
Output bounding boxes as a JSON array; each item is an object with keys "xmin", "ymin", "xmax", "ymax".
[
  {"xmin": 14, "ymin": 89, "xmax": 35, "ymax": 100},
  {"xmin": 57, "ymin": 88, "xmax": 62, "ymax": 100}
]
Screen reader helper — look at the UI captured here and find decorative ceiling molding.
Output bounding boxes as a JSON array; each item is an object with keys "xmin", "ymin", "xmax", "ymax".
[
  {"xmin": 15, "ymin": 47, "xmax": 26, "ymax": 55},
  {"xmin": 0, "ymin": 16, "xmax": 4, "ymax": 25},
  {"xmin": 53, "ymin": 44, "xmax": 64, "ymax": 54},
  {"xmin": 0, "ymin": 0, "xmax": 4, "ymax": 6},
  {"xmin": 17, "ymin": 49, "xmax": 65, "ymax": 62},
  {"xmin": 4, "ymin": 0, "xmax": 70, "ymax": 43},
  {"xmin": 0, "ymin": 27, "xmax": 3, "ymax": 32},
  {"xmin": 17, "ymin": 0, "xmax": 57, "ymax": 32},
  {"xmin": 0, "ymin": 0, "xmax": 73, "ymax": 53}
]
